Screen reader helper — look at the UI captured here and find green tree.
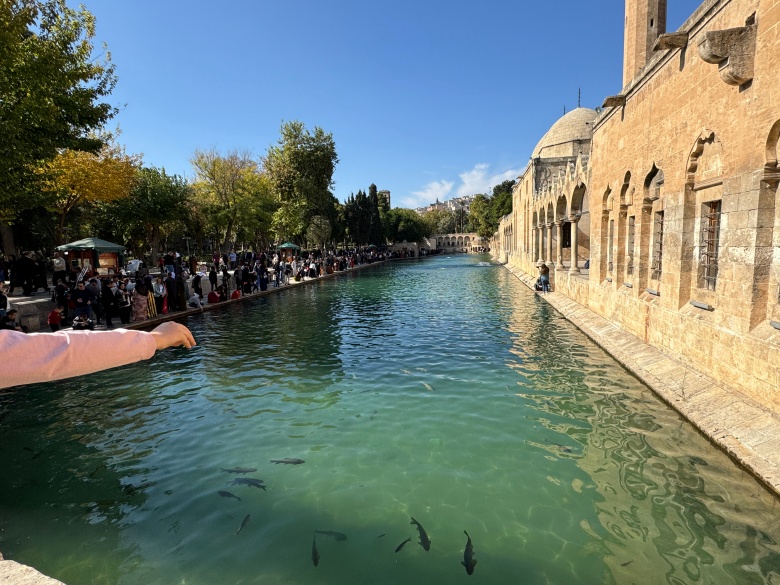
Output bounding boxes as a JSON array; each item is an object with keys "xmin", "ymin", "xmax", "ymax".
[
  {"xmin": 424, "ymin": 208, "xmax": 456, "ymax": 234},
  {"xmin": 385, "ymin": 208, "xmax": 431, "ymax": 244},
  {"xmin": 96, "ymin": 167, "xmax": 191, "ymax": 265},
  {"xmin": 191, "ymin": 148, "xmax": 260, "ymax": 253},
  {"xmin": 0, "ymin": 0, "xmax": 117, "ymax": 252},
  {"xmin": 264, "ymin": 121, "xmax": 338, "ymax": 241}
]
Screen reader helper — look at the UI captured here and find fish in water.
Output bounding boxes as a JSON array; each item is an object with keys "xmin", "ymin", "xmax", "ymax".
[
  {"xmin": 220, "ymin": 467, "xmax": 257, "ymax": 474},
  {"xmin": 395, "ymin": 537, "xmax": 412, "ymax": 553},
  {"xmin": 410, "ymin": 517, "xmax": 431, "ymax": 551},
  {"xmin": 270, "ymin": 458, "xmax": 305, "ymax": 465},
  {"xmin": 217, "ymin": 490, "xmax": 241, "ymax": 501},
  {"xmin": 462, "ymin": 530, "xmax": 477, "ymax": 575},
  {"xmin": 236, "ymin": 514, "xmax": 250, "ymax": 535},
  {"xmin": 312, "ymin": 535, "xmax": 320, "ymax": 567},
  {"xmin": 421, "ymin": 382, "xmax": 435, "ymax": 392},
  {"xmin": 315, "ymin": 530, "xmax": 347, "ymax": 541},
  {"xmin": 401, "ymin": 369, "xmax": 413, "ymax": 375},
  {"xmin": 229, "ymin": 478, "xmax": 266, "ymax": 490}
]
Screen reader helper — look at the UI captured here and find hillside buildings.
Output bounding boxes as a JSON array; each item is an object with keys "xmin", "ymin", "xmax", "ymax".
[{"xmin": 494, "ymin": 0, "xmax": 780, "ymax": 411}]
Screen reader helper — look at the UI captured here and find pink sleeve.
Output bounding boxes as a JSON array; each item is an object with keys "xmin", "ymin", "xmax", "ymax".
[{"xmin": 0, "ymin": 329, "xmax": 157, "ymax": 389}]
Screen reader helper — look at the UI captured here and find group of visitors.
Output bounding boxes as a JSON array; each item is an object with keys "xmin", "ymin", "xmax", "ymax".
[{"xmin": 0, "ymin": 245, "xmax": 399, "ymax": 333}]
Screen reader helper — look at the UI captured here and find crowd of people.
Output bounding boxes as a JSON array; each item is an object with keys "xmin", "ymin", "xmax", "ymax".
[{"xmin": 0, "ymin": 246, "xmax": 404, "ymax": 333}]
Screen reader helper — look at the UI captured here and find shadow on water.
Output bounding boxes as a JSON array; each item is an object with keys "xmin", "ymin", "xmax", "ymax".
[{"xmin": 1, "ymin": 256, "xmax": 780, "ymax": 584}]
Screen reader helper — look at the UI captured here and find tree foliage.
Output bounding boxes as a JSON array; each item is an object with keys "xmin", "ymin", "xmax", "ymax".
[
  {"xmin": 384, "ymin": 208, "xmax": 431, "ymax": 244},
  {"xmin": 38, "ymin": 138, "xmax": 138, "ymax": 243},
  {"xmin": 95, "ymin": 166, "xmax": 191, "ymax": 263},
  {"xmin": 0, "ymin": 0, "xmax": 117, "ymax": 228},
  {"xmin": 264, "ymin": 121, "xmax": 338, "ymax": 241},
  {"xmin": 191, "ymin": 148, "xmax": 261, "ymax": 253},
  {"xmin": 469, "ymin": 179, "xmax": 516, "ymax": 237}
]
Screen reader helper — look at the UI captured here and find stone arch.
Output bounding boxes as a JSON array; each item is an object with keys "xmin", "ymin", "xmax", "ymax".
[
  {"xmin": 620, "ymin": 171, "xmax": 633, "ymax": 207},
  {"xmin": 686, "ymin": 129, "xmax": 724, "ymax": 187},
  {"xmin": 571, "ymin": 183, "xmax": 587, "ymax": 216},
  {"xmin": 765, "ymin": 120, "xmax": 780, "ymax": 187},
  {"xmin": 555, "ymin": 194, "xmax": 567, "ymax": 221},
  {"xmin": 639, "ymin": 165, "xmax": 664, "ymax": 290},
  {"xmin": 643, "ymin": 164, "xmax": 664, "ymax": 203}
]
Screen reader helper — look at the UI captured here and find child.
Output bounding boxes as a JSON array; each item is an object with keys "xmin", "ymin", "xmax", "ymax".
[{"xmin": 48, "ymin": 305, "xmax": 64, "ymax": 332}]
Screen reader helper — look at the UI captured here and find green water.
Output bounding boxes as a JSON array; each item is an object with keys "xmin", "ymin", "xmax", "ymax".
[{"xmin": 1, "ymin": 255, "xmax": 779, "ymax": 585}]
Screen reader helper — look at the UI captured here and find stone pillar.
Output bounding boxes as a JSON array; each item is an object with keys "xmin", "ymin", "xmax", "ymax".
[
  {"xmin": 569, "ymin": 217, "xmax": 581, "ymax": 274},
  {"xmin": 537, "ymin": 225, "xmax": 544, "ymax": 264},
  {"xmin": 555, "ymin": 221, "xmax": 563, "ymax": 266},
  {"xmin": 546, "ymin": 222, "xmax": 554, "ymax": 264},
  {"xmin": 531, "ymin": 226, "xmax": 537, "ymax": 261}
]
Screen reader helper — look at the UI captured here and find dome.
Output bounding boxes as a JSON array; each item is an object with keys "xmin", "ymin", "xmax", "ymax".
[{"xmin": 532, "ymin": 108, "xmax": 598, "ymax": 159}]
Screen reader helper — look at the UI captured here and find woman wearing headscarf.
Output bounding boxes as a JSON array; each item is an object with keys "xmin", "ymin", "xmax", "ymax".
[{"xmin": 132, "ymin": 276, "xmax": 151, "ymax": 322}]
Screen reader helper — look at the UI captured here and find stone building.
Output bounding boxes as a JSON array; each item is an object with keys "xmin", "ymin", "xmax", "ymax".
[{"xmin": 495, "ymin": 0, "xmax": 780, "ymax": 410}]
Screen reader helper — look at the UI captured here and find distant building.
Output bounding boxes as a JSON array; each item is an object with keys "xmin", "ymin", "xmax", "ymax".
[
  {"xmin": 378, "ymin": 190, "xmax": 391, "ymax": 208},
  {"xmin": 416, "ymin": 195, "xmax": 475, "ymax": 215}
]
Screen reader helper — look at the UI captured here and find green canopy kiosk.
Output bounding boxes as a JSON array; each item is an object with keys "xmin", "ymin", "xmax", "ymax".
[
  {"xmin": 56, "ymin": 237, "xmax": 125, "ymax": 279},
  {"xmin": 277, "ymin": 242, "xmax": 301, "ymax": 261}
]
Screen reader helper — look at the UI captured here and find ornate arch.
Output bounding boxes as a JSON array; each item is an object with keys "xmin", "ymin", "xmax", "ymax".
[
  {"xmin": 686, "ymin": 129, "xmax": 720, "ymax": 187},
  {"xmin": 764, "ymin": 120, "xmax": 780, "ymax": 187},
  {"xmin": 571, "ymin": 182, "xmax": 587, "ymax": 216}
]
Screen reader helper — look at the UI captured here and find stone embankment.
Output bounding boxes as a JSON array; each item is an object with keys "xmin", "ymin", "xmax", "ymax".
[{"xmin": 504, "ymin": 263, "xmax": 780, "ymax": 499}]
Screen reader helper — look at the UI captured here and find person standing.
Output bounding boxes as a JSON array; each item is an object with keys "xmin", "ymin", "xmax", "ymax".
[
  {"xmin": 132, "ymin": 277, "xmax": 151, "ymax": 322},
  {"xmin": 0, "ymin": 285, "xmax": 9, "ymax": 318},
  {"xmin": 153, "ymin": 275, "xmax": 167, "ymax": 315},
  {"xmin": 51, "ymin": 252, "xmax": 65, "ymax": 288},
  {"xmin": 115, "ymin": 282, "xmax": 132, "ymax": 324},
  {"xmin": 101, "ymin": 279, "xmax": 116, "ymax": 328}
]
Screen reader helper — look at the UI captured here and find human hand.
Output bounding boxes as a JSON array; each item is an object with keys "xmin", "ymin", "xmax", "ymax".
[{"xmin": 149, "ymin": 322, "xmax": 196, "ymax": 351}]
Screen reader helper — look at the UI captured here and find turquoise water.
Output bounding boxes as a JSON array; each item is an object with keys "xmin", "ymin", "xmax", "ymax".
[{"xmin": 1, "ymin": 255, "xmax": 780, "ymax": 585}]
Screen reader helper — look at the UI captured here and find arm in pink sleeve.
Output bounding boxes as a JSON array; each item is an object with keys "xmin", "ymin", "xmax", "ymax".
[{"xmin": 0, "ymin": 329, "xmax": 158, "ymax": 389}]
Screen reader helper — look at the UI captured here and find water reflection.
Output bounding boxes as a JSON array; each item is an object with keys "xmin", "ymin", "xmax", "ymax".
[
  {"xmin": 502, "ymin": 278, "xmax": 780, "ymax": 584},
  {"xmin": 0, "ymin": 256, "xmax": 779, "ymax": 585}
]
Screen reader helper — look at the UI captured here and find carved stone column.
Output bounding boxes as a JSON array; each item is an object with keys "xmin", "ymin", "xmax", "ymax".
[
  {"xmin": 545, "ymin": 222, "xmax": 554, "ymax": 265},
  {"xmin": 555, "ymin": 221, "xmax": 563, "ymax": 266},
  {"xmin": 531, "ymin": 226, "xmax": 538, "ymax": 262},
  {"xmin": 569, "ymin": 217, "xmax": 581, "ymax": 274},
  {"xmin": 537, "ymin": 225, "xmax": 544, "ymax": 264}
]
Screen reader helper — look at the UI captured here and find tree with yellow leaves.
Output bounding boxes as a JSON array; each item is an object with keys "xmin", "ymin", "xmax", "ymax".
[{"xmin": 39, "ymin": 140, "xmax": 139, "ymax": 243}]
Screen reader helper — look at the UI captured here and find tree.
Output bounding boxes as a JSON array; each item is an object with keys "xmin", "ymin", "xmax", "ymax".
[
  {"xmin": 424, "ymin": 208, "xmax": 456, "ymax": 234},
  {"xmin": 264, "ymin": 121, "xmax": 338, "ymax": 240},
  {"xmin": 38, "ymin": 139, "xmax": 138, "ymax": 243},
  {"xmin": 0, "ymin": 0, "xmax": 117, "ymax": 252},
  {"xmin": 96, "ymin": 167, "xmax": 191, "ymax": 265},
  {"xmin": 367, "ymin": 183, "xmax": 384, "ymax": 246},
  {"xmin": 191, "ymin": 148, "xmax": 260, "ymax": 253},
  {"xmin": 385, "ymin": 208, "xmax": 431, "ymax": 244}
]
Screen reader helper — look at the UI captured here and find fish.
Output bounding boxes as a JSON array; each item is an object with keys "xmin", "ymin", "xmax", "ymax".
[
  {"xmin": 401, "ymin": 369, "xmax": 413, "ymax": 375},
  {"xmin": 410, "ymin": 517, "xmax": 431, "ymax": 551},
  {"xmin": 462, "ymin": 530, "xmax": 477, "ymax": 575},
  {"xmin": 312, "ymin": 535, "xmax": 320, "ymax": 567},
  {"xmin": 220, "ymin": 467, "xmax": 257, "ymax": 474},
  {"xmin": 621, "ymin": 560, "xmax": 633, "ymax": 567},
  {"xmin": 315, "ymin": 530, "xmax": 347, "ymax": 541},
  {"xmin": 395, "ymin": 537, "xmax": 412, "ymax": 553},
  {"xmin": 229, "ymin": 478, "xmax": 266, "ymax": 490},
  {"xmin": 217, "ymin": 490, "xmax": 241, "ymax": 501},
  {"xmin": 270, "ymin": 458, "xmax": 305, "ymax": 465},
  {"xmin": 236, "ymin": 514, "xmax": 250, "ymax": 535},
  {"xmin": 421, "ymin": 382, "xmax": 435, "ymax": 392}
]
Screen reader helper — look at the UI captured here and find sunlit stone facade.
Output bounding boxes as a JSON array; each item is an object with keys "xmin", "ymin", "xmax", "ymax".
[{"xmin": 495, "ymin": 0, "xmax": 780, "ymax": 410}]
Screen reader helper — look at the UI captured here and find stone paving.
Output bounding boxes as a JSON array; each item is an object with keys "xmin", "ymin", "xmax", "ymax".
[{"xmin": 505, "ymin": 264, "xmax": 780, "ymax": 498}]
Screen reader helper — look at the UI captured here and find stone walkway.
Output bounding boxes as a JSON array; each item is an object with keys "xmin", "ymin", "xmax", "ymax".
[{"xmin": 505, "ymin": 264, "xmax": 780, "ymax": 498}]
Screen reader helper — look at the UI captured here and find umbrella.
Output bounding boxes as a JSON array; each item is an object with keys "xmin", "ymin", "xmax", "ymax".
[{"xmin": 277, "ymin": 242, "xmax": 301, "ymax": 249}]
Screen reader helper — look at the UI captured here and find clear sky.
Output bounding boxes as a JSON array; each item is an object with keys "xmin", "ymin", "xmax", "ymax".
[{"xmin": 78, "ymin": 0, "xmax": 699, "ymax": 209}]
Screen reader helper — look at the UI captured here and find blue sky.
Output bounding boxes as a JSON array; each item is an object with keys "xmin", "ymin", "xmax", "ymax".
[{"xmin": 79, "ymin": 1, "xmax": 699, "ymax": 209}]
